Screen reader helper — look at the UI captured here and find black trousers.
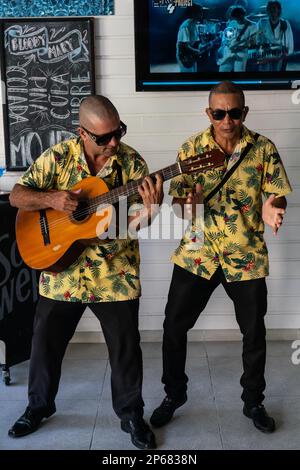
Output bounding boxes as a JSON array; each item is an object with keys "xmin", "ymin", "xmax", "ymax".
[
  {"xmin": 162, "ymin": 265, "xmax": 268, "ymax": 407},
  {"xmin": 28, "ymin": 296, "xmax": 144, "ymax": 420}
]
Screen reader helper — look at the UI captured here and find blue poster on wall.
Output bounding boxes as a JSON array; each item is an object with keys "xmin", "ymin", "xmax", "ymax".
[{"xmin": 0, "ymin": 0, "xmax": 114, "ymax": 17}]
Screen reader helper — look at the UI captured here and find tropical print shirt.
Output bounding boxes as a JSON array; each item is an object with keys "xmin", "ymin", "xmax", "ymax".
[
  {"xmin": 169, "ymin": 126, "xmax": 292, "ymax": 282},
  {"xmin": 18, "ymin": 138, "xmax": 148, "ymax": 302}
]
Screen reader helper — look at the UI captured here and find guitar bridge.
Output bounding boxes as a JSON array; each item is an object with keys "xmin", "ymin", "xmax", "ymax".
[{"xmin": 39, "ymin": 210, "xmax": 51, "ymax": 245}]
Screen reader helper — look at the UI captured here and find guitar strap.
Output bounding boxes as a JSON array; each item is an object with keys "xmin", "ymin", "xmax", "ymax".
[
  {"xmin": 235, "ymin": 21, "xmax": 250, "ymax": 43},
  {"xmin": 204, "ymin": 132, "xmax": 259, "ymax": 205},
  {"xmin": 114, "ymin": 161, "xmax": 123, "ymax": 187}
]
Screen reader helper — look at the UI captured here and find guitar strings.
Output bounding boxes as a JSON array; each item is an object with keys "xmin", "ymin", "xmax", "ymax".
[
  {"xmin": 41, "ymin": 166, "xmax": 179, "ymax": 230},
  {"xmin": 40, "ymin": 154, "xmax": 220, "ymax": 231}
]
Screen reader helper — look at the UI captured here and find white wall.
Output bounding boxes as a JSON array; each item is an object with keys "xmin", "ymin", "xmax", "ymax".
[{"xmin": 1, "ymin": 0, "xmax": 300, "ymax": 337}]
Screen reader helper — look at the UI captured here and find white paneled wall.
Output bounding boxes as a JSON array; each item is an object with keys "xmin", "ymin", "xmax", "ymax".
[{"xmin": 0, "ymin": 0, "xmax": 299, "ymax": 338}]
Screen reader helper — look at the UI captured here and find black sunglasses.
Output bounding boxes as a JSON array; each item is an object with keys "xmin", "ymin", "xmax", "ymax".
[
  {"xmin": 209, "ymin": 108, "xmax": 245, "ymax": 121},
  {"xmin": 81, "ymin": 121, "xmax": 127, "ymax": 146}
]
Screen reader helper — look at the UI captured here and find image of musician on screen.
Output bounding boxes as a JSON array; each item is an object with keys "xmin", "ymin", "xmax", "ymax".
[
  {"xmin": 176, "ymin": 3, "xmax": 219, "ymax": 72},
  {"xmin": 256, "ymin": 1, "xmax": 294, "ymax": 72},
  {"xmin": 217, "ymin": 5, "xmax": 257, "ymax": 72}
]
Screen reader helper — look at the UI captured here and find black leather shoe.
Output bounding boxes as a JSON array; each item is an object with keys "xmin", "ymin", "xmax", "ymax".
[
  {"xmin": 243, "ymin": 404, "xmax": 275, "ymax": 433},
  {"xmin": 121, "ymin": 417, "xmax": 156, "ymax": 450},
  {"xmin": 150, "ymin": 394, "xmax": 187, "ymax": 428},
  {"xmin": 8, "ymin": 407, "xmax": 53, "ymax": 438}
]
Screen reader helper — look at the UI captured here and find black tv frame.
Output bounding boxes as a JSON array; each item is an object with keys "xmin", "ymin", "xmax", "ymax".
[{"xmin": 134, "ymin": 0, "xmax": 300, "ymax": 92}]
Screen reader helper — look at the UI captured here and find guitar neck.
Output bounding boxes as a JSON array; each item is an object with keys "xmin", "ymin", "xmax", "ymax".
[{"xmin": 89, "ymin": 162, "xmax": 181, "ymax": 212}]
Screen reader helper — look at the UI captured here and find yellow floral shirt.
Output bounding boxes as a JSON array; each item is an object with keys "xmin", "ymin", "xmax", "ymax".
[
  {"xmin": 169, "ymin": 126, "xmax": 292, "ymax": 282},
  {"xmin": 18, "ymin": 138, "xmax": 149, "ymax": 302}
]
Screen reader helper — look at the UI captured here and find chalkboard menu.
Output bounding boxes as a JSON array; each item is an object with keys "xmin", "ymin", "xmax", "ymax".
[
  {"xmin": 0, "ymin": 18, "xmax": 95, "ymax": 170},
  {"xmin": 0, "ymin": 198, "xmax": 39, "ymax": 368}
]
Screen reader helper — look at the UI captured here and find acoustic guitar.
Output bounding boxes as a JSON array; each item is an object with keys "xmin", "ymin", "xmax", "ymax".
[
  {"xmin": 16, "ymin": 149, "xmax": 224, "ymax": 273},
  {"xmin": 178, "ymin": 35, "xmax": 220, "ymax": 68}
]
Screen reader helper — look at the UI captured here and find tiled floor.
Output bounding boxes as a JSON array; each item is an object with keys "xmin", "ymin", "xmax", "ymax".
[{"xmin": 0, "ymin": 341, "xmax": 299, "ymax": 450}]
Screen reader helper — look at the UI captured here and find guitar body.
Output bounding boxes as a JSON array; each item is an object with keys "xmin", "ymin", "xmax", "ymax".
[
  {"xmin": 16, "ymin": 177, "xmax": 113, "ymax": 272},
  {"xmin": 15, "ymin": 149, "xmax": 225, "ymax": 273}
]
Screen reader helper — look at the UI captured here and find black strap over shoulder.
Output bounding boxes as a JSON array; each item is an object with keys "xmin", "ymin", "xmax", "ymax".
[
  {"xmin": 204, "ymin": 132, "xmax": 259, "ymax": 205},
  {"xmin": 236, "ymin": 20, "xmax": 251, "ymax": 42},
  {"xmin": 114, "ymin": 161, "xmax": 123, "ymax": 187}
]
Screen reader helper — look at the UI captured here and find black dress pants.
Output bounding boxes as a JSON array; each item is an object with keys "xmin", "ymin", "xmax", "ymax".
[
  {"xmin": 28, "ymin": 296, "xmax": 144, "ymax": 420},
  {"xmin": 162, "ymin": 265, "xmax": 268, "ymax": 407}
]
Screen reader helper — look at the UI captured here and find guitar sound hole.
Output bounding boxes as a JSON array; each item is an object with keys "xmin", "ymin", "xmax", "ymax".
[{"xmin": 72, "ymin": 200, "xmax": 90, "ymax": 222}]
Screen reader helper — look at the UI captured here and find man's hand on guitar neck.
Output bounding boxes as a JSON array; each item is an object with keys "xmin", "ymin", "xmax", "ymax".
[{"xmin": 128, "ymin": 173, "xmax": 164, "ymax": 233}]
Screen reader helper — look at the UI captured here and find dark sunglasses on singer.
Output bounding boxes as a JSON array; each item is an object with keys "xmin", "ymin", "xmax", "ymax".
[
  {"xmin": 209, "ymin": 108, "xmax": 245, "ymax": 121},
  {"xmin": 81, "ymin": 121, "xmax": 127, "ymax": 146}
]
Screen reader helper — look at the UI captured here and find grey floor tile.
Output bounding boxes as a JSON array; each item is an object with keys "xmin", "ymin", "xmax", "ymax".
[
  {"xmin": 209, "ymin": 354, "xmax": 300, "ymax": 402},
  {"xmin": 0, "ymin": 399, "xmax": 99, "ymax": 450},
  {"xmin": 205, "ymin": 341, "xmax": 242, "ymax": 357},
  {"xmin": 217, "ymin": 397, "xmax": 300, "ymax": 450},
  {"xmin": 101, "ymin": 358, "xmax": 164, "ymax": 400},
  {"xmin": 265, "ymin": 356, "xmax": 300, "ymax": 397},
  {"xmin": 101, "ymin": 357, "xmax": 213, "ymax": 400},
  {"xmin": 3, "ymin": 342, "xmax": 300, "ymax": 452},
  {"xmin": 92, "ymin": 397, "xmax": 222, "ymax": 450},
  {"xmin": 205, "ymin": 341, "xmax": 293, "ymax": 359},
  {"xmin": 57, "ymin": 358, "xmax": 107, "ymax": 400},
  {"xmin": 146, "ymin": 397, "xmax": 222, "ymax": 450},
  {"xmin": 141, "ymin": 342, "xmax": 162, "ymax": 358},
  {"xmin": 141, "ymin": 342, "xmax": 206, "ymax": 359},
  {"xmin": 65, "ymin": 343, "xmax": 108, "ymax": 360},
  {"xmin": 208, "ymin": 356, "xmax": 243, "ymax": 401},
  {"xmin": 0, "ymin": 361, "xmax": 29, "ymax": 400},
  {"xmin": 266, "ymin": 341, "xmax": 294, "ymax": 357},
  {"xmin": 187, "ymin": 342, "xmax": 206, "ymax": 357},
  {"xmin": 91, "ymin": 398, "xmax": 134, "ymax": 450}
]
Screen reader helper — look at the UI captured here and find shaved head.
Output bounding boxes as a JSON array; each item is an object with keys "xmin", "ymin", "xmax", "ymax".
[
  {"xmin": 209, "ymin": 81, "xmax": 245, "ymax": 108},
  {"xmin": 79, "ymin": 95, "xmax": 119, "ymax": 129}
]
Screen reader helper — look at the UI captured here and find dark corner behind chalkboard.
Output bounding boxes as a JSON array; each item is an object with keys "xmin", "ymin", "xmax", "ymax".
[{"xmin": 0, "ymin": 17, "xmax": 95, "ymax": 171}]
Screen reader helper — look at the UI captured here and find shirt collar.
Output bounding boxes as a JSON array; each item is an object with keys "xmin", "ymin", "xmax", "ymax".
[
  {"xmin": 203, "ymin": 125, "xmax": 256, "ymax": 149},
  {"xmin": 77, "ymin": 138, "xmax": 121, "ymax": 177}
]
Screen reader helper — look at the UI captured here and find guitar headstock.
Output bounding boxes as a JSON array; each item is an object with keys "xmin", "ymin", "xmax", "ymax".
[{"xmin": 180, "ymin": 149, "xmax": 225, "ymax": 175}]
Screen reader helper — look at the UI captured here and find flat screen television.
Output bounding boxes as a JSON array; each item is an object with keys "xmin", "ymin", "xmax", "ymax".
[{"xmin": 134, "ymin": 0, "xmax": 300, "ymax": 91}]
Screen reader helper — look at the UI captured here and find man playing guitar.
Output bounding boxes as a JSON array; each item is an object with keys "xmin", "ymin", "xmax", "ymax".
[
  {"xmin": 256, "ymin": 1, "xmax": 294, "ymax": 72},
  {"xmin": 217, "ymin": 5, "xmax": 257, "ymax": 72},
  {"xmin": 176, "ymin": 3, "xmax": 219, "ymax": 72}
]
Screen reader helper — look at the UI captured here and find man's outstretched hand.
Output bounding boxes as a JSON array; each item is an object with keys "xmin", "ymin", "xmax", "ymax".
[{"xmin": 262, "ymin": 194, "xmax": 286, "ymax": 235}]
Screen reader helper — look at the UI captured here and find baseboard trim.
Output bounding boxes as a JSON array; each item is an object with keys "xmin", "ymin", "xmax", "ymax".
[{"xmin": 71, "ymin": 329, "xmax": 299, "ymax": 343}]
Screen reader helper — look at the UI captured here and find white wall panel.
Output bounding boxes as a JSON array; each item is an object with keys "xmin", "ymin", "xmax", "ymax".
[{"xmin": 0, "ymin": 0, "xmax": 299, "ymax": 336}]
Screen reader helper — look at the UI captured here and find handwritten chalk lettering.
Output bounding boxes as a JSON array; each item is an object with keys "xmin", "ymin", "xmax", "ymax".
[
  {"xmin": 51, "ymin": 72, "xmax": 69, "ymax": 85},
  {"xmin": 29, "ymin": 104, "xmax": 49, "ymax": 117},
  {"xmin": 6, "ymin": 65, "xmax": 29, "ymax": 125},
  {"xmin": 29, "ymin": 77, "xmax": 48, "ymax": 107},
  {"xmin": 29, "ymin": 76, "xmax": 48, "ymax": 89},
  {"xmin": 71, "ymin": 71, "xmax": 90, "ymax": 83},
  {"xmin": 49, "ymin": 130, "xmax": 75, "ymax": 147},
  {"xmin": 8, "ymin": 105, "xmax": 29, "ymax": 126},
  {"xmin": 4, "ymin": 21, "xmax": 94, "ymax": 169},
  {"xmin": 29, "ymin": 93, "xmax": 48, "ymax": 104},
  {"xmin": 71, "ymin": 97, "xmax": 86, "ymax": 126},
  {"xmin": 10, "ymin": 34, "xmax": 47, "ymax": 53},
  {"xmin": 69, "ymin": 72, "xmax": 91, "ymax": 124},
  {"xmin": 70, "ymin": 84, "xmax": 91, "ymax": 96},
  {"xmin": 10, "ymin": 132, "xmax": 43, "ymax": 168},
  {"xmin": 0, "ymin": 234, "xmax": 38, "ymax": 320},
  {"xmin": 7, "ymin": 26, "xmax": 48, "ymax": 56},
  {"xmin": 8, "ymin": 95, "xmax": 27, "ymax": 105},
  {"xmin": 48, "ymin": 39, "xmax": 73, "ymax": 60}
]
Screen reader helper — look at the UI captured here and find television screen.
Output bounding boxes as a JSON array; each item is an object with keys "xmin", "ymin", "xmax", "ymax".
[{"xmin": 134, "ymin": 0, "xmax": 300, "ymax": 91}]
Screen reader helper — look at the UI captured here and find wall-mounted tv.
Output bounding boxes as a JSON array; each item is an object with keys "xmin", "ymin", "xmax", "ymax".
[{"xmin": 134, "ymin": 0, "xmax": 300, "ymax": 91}]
